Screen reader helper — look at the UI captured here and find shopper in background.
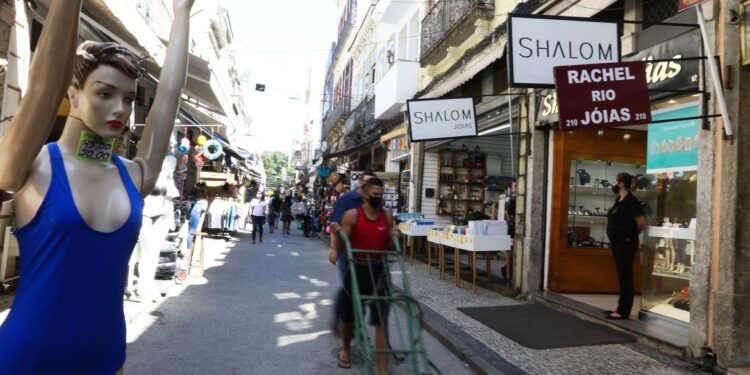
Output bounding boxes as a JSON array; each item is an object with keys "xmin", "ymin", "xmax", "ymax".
[
  {"xmin": 270, "ymin": 192, "xmax": 282, "ymax": 231},
  {"xmin": 187, "ymin": 189, "xmax": 208, "ymax": 251},
  {"xmin": 605, "ymin": 172, "xmax": 646, "ymax": 320},
  {"xmin": 281, "ymin": 190, "xmax": 294, "ymax": 234},
  {"xmin": 328, "ymin": 177, "xmax": 395, "ymax": 373},
  {"xmin": 250, "ymin": 193, "xmax": 268, "ymax": 244}
]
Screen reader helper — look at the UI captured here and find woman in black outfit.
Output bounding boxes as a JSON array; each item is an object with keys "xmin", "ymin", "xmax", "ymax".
[
  {"xmin": 605, "ymin": 172, "xmax": 646, "ymax": 320},
  {"xmin": 281, "ymin": 190, "xmax": 294, "ymax": 234}
]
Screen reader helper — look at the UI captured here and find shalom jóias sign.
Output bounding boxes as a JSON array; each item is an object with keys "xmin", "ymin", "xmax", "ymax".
[{"xmin": 553, "ymin": 61, "xmax": 652, "ymax": 131}]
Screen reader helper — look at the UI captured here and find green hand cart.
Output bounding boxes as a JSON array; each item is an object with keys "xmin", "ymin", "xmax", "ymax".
[{"xmin": 338, "ymin": 232, "xmax": 443, "ymax": 375}]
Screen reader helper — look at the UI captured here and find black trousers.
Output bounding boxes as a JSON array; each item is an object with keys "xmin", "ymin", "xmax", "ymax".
[
  {"xmin": 611, "ymin": 238, "xmax": 638, "ymax": 317},
  {"xmin": 251, "ymin": 215, "xmax": 265, "ymax": 241}
]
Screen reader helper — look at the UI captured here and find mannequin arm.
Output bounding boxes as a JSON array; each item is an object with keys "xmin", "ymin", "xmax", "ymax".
[
  {"xmin": 134, "ymin": 0, "xmax": 194, "ymax": 197},
  {"xmin": 0, "ymin": 0, "xmax": 83, "ymax": 192}
]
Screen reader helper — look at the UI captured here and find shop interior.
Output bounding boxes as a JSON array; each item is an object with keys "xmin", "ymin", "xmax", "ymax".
[{"xmin": 549, "ymin": 97, "xmax": 698, "ymax": 324}]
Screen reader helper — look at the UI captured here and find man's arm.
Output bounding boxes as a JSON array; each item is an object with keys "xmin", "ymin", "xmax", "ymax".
[
  {"xmin": 329, "ymin": 209, "xmax": 356, "ymax": 265},
  {"xmin": 328, "ymin": 195, "xmax": 349, "ymax": 251},
  {"xmin": 385, "ymin": 211, "xmax": 396, "ymax": 250}
]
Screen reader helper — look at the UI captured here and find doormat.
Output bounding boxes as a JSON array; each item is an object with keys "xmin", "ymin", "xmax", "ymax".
[{"xmin": 457, "ymin": 304, "xmax": 636, "ymax": 349}]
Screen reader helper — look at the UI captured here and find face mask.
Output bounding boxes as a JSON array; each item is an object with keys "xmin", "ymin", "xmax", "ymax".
[
  {"xmin": 611, "ymin": 185, "xmax": 620, "ymax": 194},
  {"xmin": 367, "ymin": 196, "xmax": 383, "ymax": 208}
]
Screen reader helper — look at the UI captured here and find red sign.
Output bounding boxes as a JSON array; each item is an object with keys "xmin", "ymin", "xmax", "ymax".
[
  {"xmin": 678, "ymin": 0, "xmax": 707, "ymax": 12},
  {"xmin": 553, "ymin": 61, "xmax": 651, "ymax": 131}
]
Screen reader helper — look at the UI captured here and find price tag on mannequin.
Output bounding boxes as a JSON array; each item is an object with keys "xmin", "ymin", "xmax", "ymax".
[{"xmin": 76, "ymin": 131, "xmax": 115, "ymax": 163}]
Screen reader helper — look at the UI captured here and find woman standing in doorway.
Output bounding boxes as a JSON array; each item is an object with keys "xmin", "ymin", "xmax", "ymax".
[
  {"xmin": 0, "ymin": 0, "xmax": 194, "ymax": 372},
  {"xmin": 605, "ymin": 173, "xmax": 647, "ymax": 320}
]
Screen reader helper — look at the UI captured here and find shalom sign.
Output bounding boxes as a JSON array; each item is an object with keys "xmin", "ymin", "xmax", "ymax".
[
  {"xmin": 553, "ymin": 61, "xmax": 651, "ymax": 131},
  {"xmin": 509, "ymin": 14, "xmax": 620, "ymax": 87},
  {"xmin": 407, "ymin": 97, "xmax": 477, "ymax": 142}
]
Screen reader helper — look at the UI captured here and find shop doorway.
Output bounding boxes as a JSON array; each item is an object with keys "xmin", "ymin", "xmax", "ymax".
[{"xmin": 547, "ymin": 100, "xmax": 698, "ymax": 325}]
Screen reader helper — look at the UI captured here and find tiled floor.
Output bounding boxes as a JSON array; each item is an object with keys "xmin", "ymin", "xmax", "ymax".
[{"xmin": 394, "ymin": 260, "xmax": 703, "ymax": 375}]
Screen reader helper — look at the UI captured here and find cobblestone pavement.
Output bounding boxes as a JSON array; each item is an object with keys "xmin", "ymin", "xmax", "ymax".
[{"xmin": 392, "ymin": 261, "xmax": 704, "ymax": 375}]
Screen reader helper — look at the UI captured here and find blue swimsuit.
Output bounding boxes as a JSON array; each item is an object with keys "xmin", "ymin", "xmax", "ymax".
[{"xmin": 0, "ymin": 143, "xmax": 142, "ymax": 374}]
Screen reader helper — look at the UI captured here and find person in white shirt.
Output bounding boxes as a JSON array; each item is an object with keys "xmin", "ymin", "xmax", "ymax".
[{"xmin": 250, "ymin": 193, "xmax": 268, "ymax": 244}]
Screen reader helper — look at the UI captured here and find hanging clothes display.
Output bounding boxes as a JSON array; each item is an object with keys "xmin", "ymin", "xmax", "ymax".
[{"xmin": 205, "ymin": 197, "xmax": 241, "ymax": 232}]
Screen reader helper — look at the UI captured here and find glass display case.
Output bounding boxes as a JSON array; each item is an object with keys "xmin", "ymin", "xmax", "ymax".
[
  {"xmin": 567, "ymin": 159, "xmax": 653, "ymax": 249},
  {"xmin": 640, "ymin": 171, "xmax": 696, "ymax": 323}
]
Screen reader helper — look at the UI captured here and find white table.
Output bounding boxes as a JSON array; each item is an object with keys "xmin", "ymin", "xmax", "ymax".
[
  {"xmin": 428, "ymin": 232, "xmax": 512, "ymax": 292},
  {"xmin": 399, "ymin": 223, "xmax": 440, "ymax": 265}
]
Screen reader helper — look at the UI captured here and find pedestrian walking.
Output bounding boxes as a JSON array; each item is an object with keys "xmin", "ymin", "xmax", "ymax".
[
  {"xmin": 268, "ymin": 192, "xmax": 282, "ymax": 233},
  {"xmin": 187, "ymin": 189, "xmax": 208, "ymax": 251},
  {"xmin": 282, "ymin": 190, "xmax": 294, "ymax": 234},
  {"xmin": 327, "ymin": 171, "xmax": 377, "ymax": 336},
  {"xmin": 605, "ymin": 172, "xmax": 646, "ymax": 320},
  {"xmin": 328, "ymin": 177, "xmax": 395, "ymax": 374},
  {"xmin": 0, "ymin": 0, "xmax": 195, "ymax": 372},
  {"xmin": 250, "ymin": 193, "xmax": 268, "ymax": 244}
]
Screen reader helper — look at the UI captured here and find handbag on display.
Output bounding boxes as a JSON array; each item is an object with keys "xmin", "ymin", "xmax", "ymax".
[
  {"xmin": 636, "ymin": 174, "xmax": 650, "ymax": 189},
  {"xmin": 576, "ymin": 169, "xmax": 591, "ymax": 186}
]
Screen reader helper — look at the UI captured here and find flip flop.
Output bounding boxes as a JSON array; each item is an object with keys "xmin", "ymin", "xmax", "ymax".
[{"xmin": 337, "ymin": 357, "xmax": 352, "ymax": 369}]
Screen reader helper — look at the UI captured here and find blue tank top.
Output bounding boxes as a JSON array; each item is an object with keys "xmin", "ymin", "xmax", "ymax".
[{"xmin": 0, "ymin": 143, "xmax": 143, "ymax": 374}]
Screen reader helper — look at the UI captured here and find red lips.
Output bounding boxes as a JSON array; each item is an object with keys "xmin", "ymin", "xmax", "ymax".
[{"xmin": 107, "ymin": 120, "xmax": 123, "ymax": 129}]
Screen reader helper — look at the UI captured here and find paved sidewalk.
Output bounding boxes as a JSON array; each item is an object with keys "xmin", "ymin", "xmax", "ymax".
[{"xmin": 393, "ymin": 261, "xmax": 704, "ymax": 375}]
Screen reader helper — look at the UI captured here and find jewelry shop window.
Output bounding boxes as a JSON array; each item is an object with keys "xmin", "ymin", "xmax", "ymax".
[
  {"xmin": 568, "ymin": 159, "xmax": 650, "ymax": 249},
  {"xmin": 640, "ymin": 103, "xmax": 699, "ymax": 323}
]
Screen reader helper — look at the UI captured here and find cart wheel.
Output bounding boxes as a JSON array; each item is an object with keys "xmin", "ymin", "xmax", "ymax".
[{"xmin": 176, "ymin": 270, "xmax": 188, "ymax": 282}]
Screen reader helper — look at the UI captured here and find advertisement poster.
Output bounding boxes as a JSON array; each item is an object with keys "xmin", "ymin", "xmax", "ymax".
[{"xmin": 646, "ymin": 104, "xmax": 699, "ymax": 174}]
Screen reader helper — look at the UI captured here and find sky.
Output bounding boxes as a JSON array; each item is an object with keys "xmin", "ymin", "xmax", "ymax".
[{"xmin": 222, "ymin": 0, "xmax": 339, "ymax": 154}]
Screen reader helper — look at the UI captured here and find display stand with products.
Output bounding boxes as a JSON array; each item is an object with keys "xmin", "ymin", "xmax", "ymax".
[
  {"xmin": 398, "ymin": 213, "xmax": 442, "ymax": 265},
  {"xmin": 427, "ymin": 221, "xmax": 512, "ymax": 293},
  {"xmin": 436, "ymin": 149, "xmax": 486, "ymax": 222}
]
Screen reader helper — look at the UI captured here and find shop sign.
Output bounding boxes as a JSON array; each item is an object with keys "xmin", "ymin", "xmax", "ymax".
[
  {"xmin": 536, "ymin": 31, "xmax": 700, "ymax": 127},
  {"xmin": 407, "ymin": 97, "xmax": 477, "ymax": 142},
  {"xmin": 295, "ymin": 165, "xmax": 308, "ymax": 171},
  {"xmin": 646, "ymin": 104, "xmax": 699, "ymax": 174},
  {"xmin": 508, "ymin": 14, "xmax": 620, "ymax": 87},
  {"xmin": 627, "ymin": 31, "xmax": 700, "ymax": 101},
  {"xmin": 678, "ymin": 0, "xmax": 707, "ymax": 12},
  {"xmin": 553, "ymin": 61, "xmax": 651, "ymax": 130}
]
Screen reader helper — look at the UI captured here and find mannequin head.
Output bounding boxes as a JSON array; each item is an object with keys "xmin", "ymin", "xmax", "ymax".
[{"xmin": 68, "ymin": 41, "xmax": 144, "ymax": 140}]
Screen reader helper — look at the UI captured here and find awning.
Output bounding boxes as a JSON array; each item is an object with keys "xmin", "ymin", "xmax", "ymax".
[
  {"xmin": 177, "ymin": 102, "xmax": 251, "ymax": 160},
  {"xmin": 197, "ymin": 126, "xmax": 252, "ymax": 160},
  {"xmin": 380, "ymin": 126, "xmax": 407, "ymax": 143},
  {"xmin": 323, "ymin": 136, "xmax": 379, "ymax": 160},
  {"xmin": 143, "ymin": 56, "xmax": 225, "ymax": 115},
  {"xmin": 420, "ymin": 37, "xmax": 507, "ymax": 99}
]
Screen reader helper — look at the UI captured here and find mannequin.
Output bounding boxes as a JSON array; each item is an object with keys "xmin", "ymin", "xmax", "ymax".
[
  {"xmin": 0, "ymin": 0, "xmax": 194, "ymax": 373},
  {"xmin": 128, "ymin": 154, "xmax": 179, "ymax": 302}
]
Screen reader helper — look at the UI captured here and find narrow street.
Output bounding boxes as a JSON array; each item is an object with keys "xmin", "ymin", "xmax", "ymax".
[{"xmin": 123, "ymin": 228, "xmax": 476, "ymax": 375}]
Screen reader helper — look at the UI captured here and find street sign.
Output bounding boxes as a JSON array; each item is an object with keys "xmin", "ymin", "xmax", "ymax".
[
  {"xmin": 406, "ymin": 97, "xmax": 477, "ymax": 142},
  {"xmin": 508, "ymin": 14, "xmax": 620, "ymax": 87},
  {"xmin": 678, "ymin": 0, "xmax": 707, "ymax": 12},
  {"xmin": 553, "ymin": 61, "xmax": 651, "ymax": 131},
  {"xmin": 295, "ymin": 165, "xmax": 308, "ymax": 171}
]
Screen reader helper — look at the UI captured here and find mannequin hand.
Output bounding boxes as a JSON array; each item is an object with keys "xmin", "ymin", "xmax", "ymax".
[{"xmin": 173, "ymin": 0, "xmax": 196, "ymax": 14}]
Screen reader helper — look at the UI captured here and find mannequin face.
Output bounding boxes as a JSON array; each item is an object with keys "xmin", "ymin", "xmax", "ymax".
[{"xmin": 69, "ymin": 64, "xmax": 136, "ymax": 140}]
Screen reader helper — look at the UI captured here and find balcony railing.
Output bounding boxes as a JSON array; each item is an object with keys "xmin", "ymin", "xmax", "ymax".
[
  {"xmin": 420, "ymin": 0, "xmax": 494, "ymax": 60},
  {"xmin": 322, "ymin": 100, "xmax": 351, "ymax": 140}
]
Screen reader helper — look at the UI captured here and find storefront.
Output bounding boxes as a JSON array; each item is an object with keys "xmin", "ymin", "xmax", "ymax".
[
  {"xmin": 536, "ymin": 29, "xmax": 701, "ymax": 326},
  {"xmin": 413, "ymin": 95, "xmax": 520, "ymax": 225}
]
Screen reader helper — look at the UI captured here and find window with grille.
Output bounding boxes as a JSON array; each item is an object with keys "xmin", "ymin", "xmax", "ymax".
[{"xmin": 643, "ymin": 0, "xmax": 678, "ymax": 29}]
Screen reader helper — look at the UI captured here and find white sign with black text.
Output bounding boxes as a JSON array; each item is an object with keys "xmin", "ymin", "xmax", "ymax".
[
  {"xmin": 509, "ymin": 14, "xmax": 620, "ymax": 87},
  {"xmin": 407, "ymin": 97, "xmax": 477, "ymax": 142}
]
